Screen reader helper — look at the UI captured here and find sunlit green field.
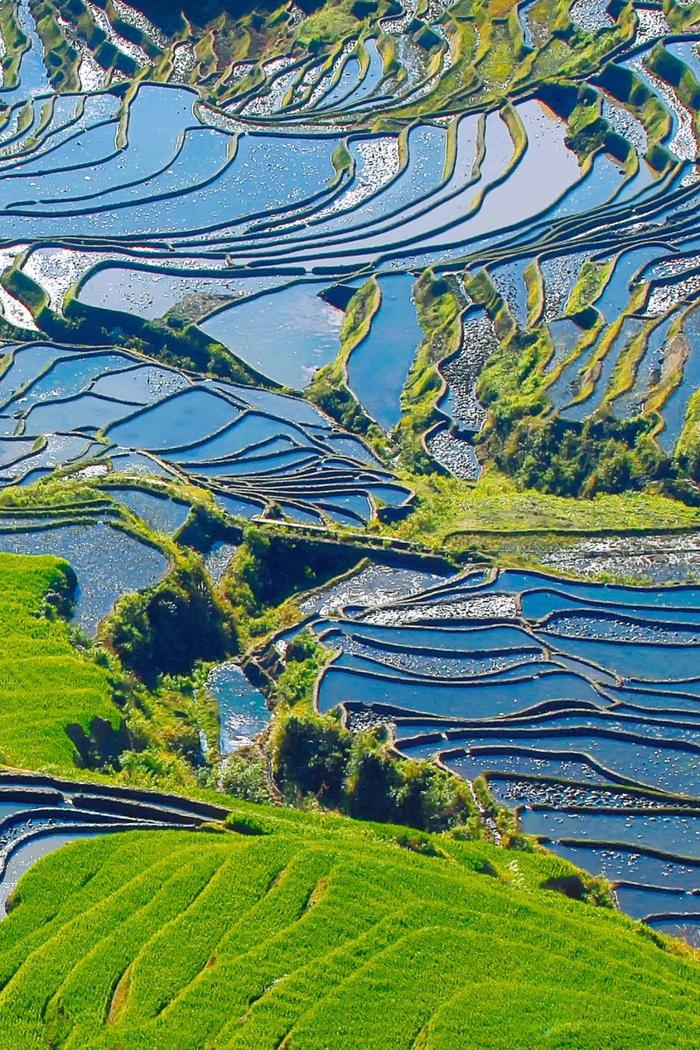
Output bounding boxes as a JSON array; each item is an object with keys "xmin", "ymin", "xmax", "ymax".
[
  {"xmin": 0, "ymin": 810, "xmax": 696, "ymax": 1050},
  {"xmin": 0, "ymin": 553, "xmax": 116, "ymax": 770},
  {"xmin": 389, "ymin": 470, "xmax": 700, "ymax": 548}
]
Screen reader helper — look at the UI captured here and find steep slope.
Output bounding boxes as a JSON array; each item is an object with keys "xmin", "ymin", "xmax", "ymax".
[
  {"xmin": 0, "ymin": 553, "xmax": 118, "ymax": 770},
  {"xmin": 0, "ymin": 806, "xmax": 696, "ymax": 1050}
]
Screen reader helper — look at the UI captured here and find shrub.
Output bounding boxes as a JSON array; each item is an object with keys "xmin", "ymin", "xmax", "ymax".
[
  {"xmin": 103, "ymin": 555, "xmax": 237, "ymax": 682},
  {"xmin": 272, "ymin": 716, "xmax": 474, "ymax": 832},
  {"xmin": 393, "ymin": 830, "xmax": 442, "ymax": 856},
  {"xmin": 221, "ymin": 752, "xmax": 271, "ymax": 804},
  {"xmin": 225, "ymin": 813, "xmax": 272, "ymax": 835},
  {"xmin": 271, "ymin": 710, "xmax": 351, "ymax": 807},
  {"xmin": 227, "ymin": 529, "xmax": 358, "ymax": 616}
]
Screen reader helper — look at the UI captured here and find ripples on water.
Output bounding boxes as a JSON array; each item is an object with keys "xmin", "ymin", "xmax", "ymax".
[{"xmin": 295, "ymin": 567, "xmax": 700, "ymax": 939}]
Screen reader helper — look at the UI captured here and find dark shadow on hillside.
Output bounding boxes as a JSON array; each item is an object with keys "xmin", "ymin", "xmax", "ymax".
[{"xmin": 124, "ymin": 0, "xmax": 287, "ymax": 30}]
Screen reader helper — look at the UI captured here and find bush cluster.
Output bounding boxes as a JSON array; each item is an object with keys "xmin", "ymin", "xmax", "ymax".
[
  {"xmin": 225, "ymin": 527, "xmax": 358, "ymax": 617},
  {"xmin": 271, "ymin": 710, "xmax": 473, "ymax": 832},
  {"xmin": 475, "ymin": 325, "xmax": 677, "ymax": 498},
  {"xmin": 102, "ymin": 554, "xmax": 236, "ymax": 681},
  {"xmin": 483, "ymin": 411, "xmax": 670, "ymax": 498}
]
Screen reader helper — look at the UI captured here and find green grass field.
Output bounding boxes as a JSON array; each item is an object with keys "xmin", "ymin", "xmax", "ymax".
[
  {"xmin": 0, "ymin": 806, "xmax": 696, "ymax": 1050},
  {"xmin": 389, "ymin": 470, "xmax": 700, "ymax": 547},
  {"xmin": 0, "ymin": 553, "xmax": 117, "ymax": 771}
]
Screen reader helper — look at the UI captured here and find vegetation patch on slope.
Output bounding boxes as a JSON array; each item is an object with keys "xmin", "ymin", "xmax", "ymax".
[
  {"xmin": 380, "ymin": 468, "xmax": 700, "ymax": 549},
  {"xmin": 0, "ymin": 809, "xmax": 696, "ymax": 1049},
  {"xmin": 0, "ymin": 553, "xmax": 119, "ymax": 771}
]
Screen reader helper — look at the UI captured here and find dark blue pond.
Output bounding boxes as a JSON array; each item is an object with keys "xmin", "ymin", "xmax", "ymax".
[
  {"xmin": 207, "ymin": 662, "xmax": 270, "ymax": 753},
  {"xmin": 346, "ymin": 274, "xmax": 423, "ymax": 430}
]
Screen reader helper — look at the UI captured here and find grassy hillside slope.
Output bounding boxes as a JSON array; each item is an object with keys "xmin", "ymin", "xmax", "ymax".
[
  {"xmin": 0, "ymin": 807, "xmax": 696, "ymax": 1050},
  {"xmin": 0, "ymin": 553, "xmax": 117, "ymax": 770},
  {"xmin": 389, "ymin": 470, "xmax": 700, "ymax": 547}
]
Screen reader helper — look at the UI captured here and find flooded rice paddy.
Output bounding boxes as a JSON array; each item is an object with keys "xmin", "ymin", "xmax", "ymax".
[
  {"xmin": 206, "ymin": 662, "xmax": 271, "ymax": 754},
  {"xmin": 273, "ymin": 566, "xmax": 700, "ymax": 941},
  {"xmin": 0, "ymin": 339, "xmax": 411, "ymax": 533},
  {"xmin": 0, "ymin": 0, "xmax": 694, "ymax": 480},
  {"xmin": 0, "ymin": 772, "xmax": 225, "ymax": 916}
]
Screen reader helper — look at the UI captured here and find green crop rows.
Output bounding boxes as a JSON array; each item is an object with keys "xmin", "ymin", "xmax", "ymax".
[
  {"xmin": 0, "ymin": 813, "xmax": 697, "ymax": 1050},
  {"xmin": 0, "ymin": 553, "xmax": 117, "ymax": 770}
]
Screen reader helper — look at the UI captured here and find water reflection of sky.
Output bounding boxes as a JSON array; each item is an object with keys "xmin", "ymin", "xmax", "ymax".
[{"xmin": 207, "ymin": 662, "xmax": 270, "ymax": 754}]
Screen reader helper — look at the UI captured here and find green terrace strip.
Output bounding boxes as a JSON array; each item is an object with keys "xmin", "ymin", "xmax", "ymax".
[
  {"xmin": 384, "ymin": 469, "xmax": 700, "ymax": 549},
  {"xmin": 0, "ymin": 552, "xmax": 119, "ymax": 771},
  {"xmin": 0, "ymin": 807, "xmax": 697, "ymax": 1049}
]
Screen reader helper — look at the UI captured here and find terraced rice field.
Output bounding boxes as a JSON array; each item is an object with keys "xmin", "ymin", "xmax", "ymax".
[
  {"xmin": 0, "ymin": 0, "xmax": 695, "ymax": 485},
  {"xmin": 0, "ymin": 772, "xmax": 225, "ymax": 917},
  {"xmin": 0, "ymin": 0, "xmax": 698, "ymax": 1041},
  {"xmin": 279, "ymin": 564, "xmax": 700, "ymax": 944},
  {"xmin": 0, "ymin": 340, "xmax": 409, "ymax": 527},
  {"xmin": 0, "ymin": 803, "xmax": 699, "ymax": 1049}
]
